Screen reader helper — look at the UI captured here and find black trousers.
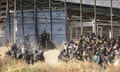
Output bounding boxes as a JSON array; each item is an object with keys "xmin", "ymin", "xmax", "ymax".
[{"xmin": 25, "ymin": 54, "xmax": 34, "ymax": 64}]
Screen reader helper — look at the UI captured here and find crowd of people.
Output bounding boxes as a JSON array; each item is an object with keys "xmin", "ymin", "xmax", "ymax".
[
  {"xmin": 5, "ymin": 31, "xmax": 50, "ymax": 64},
  {"xmin": 59, "ymin": 33, "xmax": 120, "ymax": 68},
  {"xmin": 5, "ymin": 31, "xmax": 120, "ymax": 67}
]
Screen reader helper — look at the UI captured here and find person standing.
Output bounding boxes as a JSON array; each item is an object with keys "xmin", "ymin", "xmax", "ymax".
[{"xmin": 39, "ymin": 30, "xmax": 50, "ymax": 49}]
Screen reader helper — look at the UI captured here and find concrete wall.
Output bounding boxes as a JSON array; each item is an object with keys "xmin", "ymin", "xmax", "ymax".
[{"xmin": 56, "ymin": 0, "xmax": 120, "ymax": 8}]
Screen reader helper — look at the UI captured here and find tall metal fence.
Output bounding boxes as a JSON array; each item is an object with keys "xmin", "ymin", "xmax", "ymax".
[{"xmin": 9, "ymin": 9, "xmax": 66, "ymax": 45}]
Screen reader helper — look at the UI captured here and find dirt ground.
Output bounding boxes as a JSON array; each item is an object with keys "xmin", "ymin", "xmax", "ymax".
[
  {"xmin": 0, "ymin": 46, "xmax": 62, "ymax": 66},
  {"xmin": 0, "ymin": 47, "xmax": 10, "ymax": 59},
  {"xmin": 44, "ymin": 49, "xmax": 61, "ymax": 66}
]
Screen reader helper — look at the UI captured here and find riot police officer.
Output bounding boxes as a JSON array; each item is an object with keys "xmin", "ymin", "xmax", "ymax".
[{"xmin": 39, "ymin": 30, "xmax": 50, "ymax": 49}]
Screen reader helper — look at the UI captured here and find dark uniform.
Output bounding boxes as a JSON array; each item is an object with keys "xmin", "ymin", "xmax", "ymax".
[
  {"xmin": 11, "ymin": 44, "xmax": 17, "ymax": 58},
  {"xmin": 39, "ymin": 30, "xmax": 50, "ymax": 48}
]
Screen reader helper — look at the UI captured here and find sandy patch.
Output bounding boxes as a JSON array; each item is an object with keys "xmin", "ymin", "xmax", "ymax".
[
  {"xmin": 44, "ymin": 49, "xmax": 61, "ymax": 66},
  {"xmin": 0, "ymin": 47, "xmax": 10, "ymax": 59}
]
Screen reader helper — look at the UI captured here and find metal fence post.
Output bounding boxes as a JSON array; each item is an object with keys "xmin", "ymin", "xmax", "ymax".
[
  {"xmin": 80, "ymin": 0, "xmax": 83, "ymax": 36},
  {"xmin": 20, "ymin": 0, "xmax": 24, "ymax": 38},
  {"xmin": 6, "ymin": 0, "xmax": 11, "ymax": 42},
  {"xmin": 94, "ymin": 0, "xmax": 97, "ymax": 35},
  {"xmin": 49, "ymin": 0, "xmax": 52, "ymax": 40},
  {"xmin": 13, "ymin": 0, "xmax": 17, "ymax": 44},
  {"xmin": 65, "ymin": 0, "xmax": 67, "ymax": 41},
  {"xmin": 34, "ymin": 0, "xmax": 39, "ymax": 43},
  {"xmin": 110, "ymin": 0, "xmax": 113, "ymax": 39}
]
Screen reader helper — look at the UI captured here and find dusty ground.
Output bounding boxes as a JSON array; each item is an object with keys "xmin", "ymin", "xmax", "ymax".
[
  {"xmin": 0, "ymin": 46, "xmax": 62, "ymax": 66},
  {"xmin": 44, "ymin": 49, "xmax": 61, "ymax": 66},
  {"xmin": 0, "ymin": 47, "xmax": 120, "ymax": 72},
  {"xmin": 0, "ymin": 47, "xmax": 10, "ymax": 59}
]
